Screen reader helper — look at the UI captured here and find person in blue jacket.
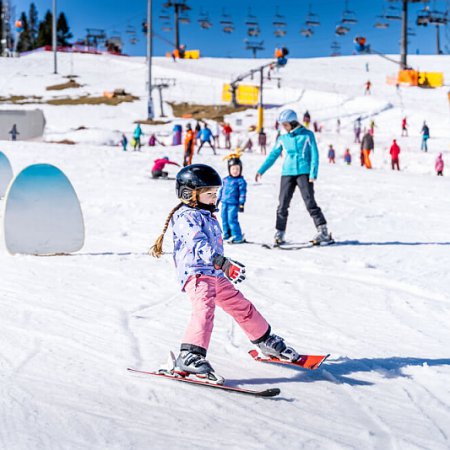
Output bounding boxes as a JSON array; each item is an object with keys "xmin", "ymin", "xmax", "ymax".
[
  {"xmin": 255, "ymin": 109, "xmax": 332, "ymax": 245},
  {"xmin": 133, "ymin": 124, "xmax": 143, "ymax": 151},
  {"xmin": 218, "ymin": 157, "xmax": 247, "ymax": 244},
  {"xmin": 197, "ymin": 123, "xmax": 216, "ymax": 155}
]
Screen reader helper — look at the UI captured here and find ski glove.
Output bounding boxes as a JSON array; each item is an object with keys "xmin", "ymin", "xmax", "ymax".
[
  {"xmin": 212, "ymin": 255, "xmax": 246, "ymax": 284},
  {"xmin": 239, "ymin": 204, "xmax": 244, "ymax": 213}
]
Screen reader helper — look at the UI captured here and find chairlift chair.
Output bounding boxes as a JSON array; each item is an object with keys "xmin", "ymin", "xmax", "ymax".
[
  {"xmin": 179, "ymin": 15, "xmax": 190, "ymax": 24},
  {"xmin": 385, "ymin": 5, "xmax": 402, "ymax": 21},
  {"xmin": 335, "ymin": 23, "xmax": 350, "ymax": 36},
  {"xmin": 341, "ymin": 1, "xmax": 358, "ymax": 25},
  {"xmin": 274, "ymin": 29, "xmax": 287, "ymax": 37},
  {"xmin": 159, "ymin": 10, "xmax": 170, "ymax": 21},
  {"xmin": 300, "ymin": 27, "xmax": 314, "ymax": 37},
  {"xmin": 428, "ymin": 10, "xmax": 448, "ymax": 25}
]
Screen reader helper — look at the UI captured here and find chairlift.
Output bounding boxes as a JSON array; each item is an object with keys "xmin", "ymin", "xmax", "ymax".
[
  {"xmin": 341, "ymin": 0, "xmax": 358, "ymax": 25},
  {"xmin": 385, "ymin": 5, "xmax": 402, "ymax": 21},
  {"xmin": 220, "ymin": 9, "xmax": 234, "ymax": 33},
  {"xmin": 335, "ymin": 22, "xmax": 350, "ymax": 36},
  {"xmin": 331, "ymin": 40, "xmax": 341, "ymax": 56},
  {"xmin": 305, "ymin": 13, "xmax": 320, "ymax": 27},
  {"xmin": 248, "ymin": 26, "xmax": 261, "ymax": 37},
  {"xmin": 162, "ymin": 22, "xmax": 172, "ymax": 32},
  {"xmin": 374, "ymin": 14, "xmax": 389, "ymax": 29},
  {"xmin": 179, "ymin": 14, "xmax": 190, "ymax": 24},
  {"xmin": 159, "ymin": 9, "xmax": 170, "ymax": 21},
  {"xmin": 245, "ymin": 8, "xmax": 258, "ymax": 27},
  {"xmin": 273, "ymin": 7, "xmax": 287, "ymax": 28},
  {"xmin": 126, "ymin": 25, "xmax": 136, "ymax": 35},
  {"xmin": 198, "ymin": 10, "xmax": 212, "ymax": 30},
  {"xmin": 300, "ymin": 27, "xmax": 314, "ymax": 37},
  {"xmin": 407, "ymin": 27, "xmax": 416, "ymax": 36},
  {"xmin": 129, "ymin": 37, "xmax": 138, "ymax": 45},
  {"xmin": 428, "ymin": 10, "xmax": 448, "ymax": 25},
  {"xmin": 274, "ymin": 29, "xmax": 287, "ymax": 37}
]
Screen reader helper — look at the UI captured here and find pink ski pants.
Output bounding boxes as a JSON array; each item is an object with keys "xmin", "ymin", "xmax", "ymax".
[{"xmin": 183, "ymin": 275, "xmax": 269, "ymax": 351}]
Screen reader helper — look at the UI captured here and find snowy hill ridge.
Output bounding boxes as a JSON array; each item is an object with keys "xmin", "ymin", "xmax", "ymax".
[{"xmin": 0, "ymin": 53, "xmax": 450, "ymax": 449}]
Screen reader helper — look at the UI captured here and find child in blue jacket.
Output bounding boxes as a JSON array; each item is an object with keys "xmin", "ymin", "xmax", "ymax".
[{"xmin": 218, "ymin": 157, "xmax": 247, "ymax": 244}]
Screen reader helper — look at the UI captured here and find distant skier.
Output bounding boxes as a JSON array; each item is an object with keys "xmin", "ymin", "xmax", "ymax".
[
  {"xmin": 133, "ymin": 124, "xmax": 143, "ymax": 151},
  {"xmin": 390, "ymin": 139, "xmax": 401, "ymax": 171},
  {"xmin": 354, "ymin": 117, "xmax": 362, "ymax": 143},
  {"xmin": 218, "ymin": 156, "xmax": 247, "ymax": 244},
  {"xmin": 150, "ymin": 164, "xmax": 301, "ymax": 382},
  {"xmin": 148, "ymin": 134, "xmax": 157, "ymax": 146},
  {"xmin": 121, "ymin": 133, "xmax": 128, "ymax": 151},
  {"xmin": 222, "ymin": 123, "xmax": 233, "ymax": 150},
  {"xmin": 213, "ymin": 122, "xmax": 221, "ymax": 148},
  {"xmin": 183, "ymin": 123, "xmax": 195, "ymax": 167},
  {"xmin": 421, "ymin": 121, "xmax": 430, "ymax": 152},
  {"xmin": 258, "ymin": 128, "xmax": 267, "ymax": 155},
  {"xmin": 344, "ymin": 148, "xmax": 352, "ymax": 165},
  {"xmin": 365, "ymin": 80, "xmax": 371, "ymax": 95},
  {"xmin": 327, "ymin": 145, "xmax": 336, "ymax": 164},
  {"xmin": 435, "ymin": 153, "xmax": 444, "ymax": 176},
  {"xmin": 197, "ymin": 123, "xmax": 216, "ymax": 155},
  {"xmin": 401, "ymin": 117, "xmax": 408, "ymax": 137},
  {"xmin": 151, "ymin": 156, "xmax": 180, "ymax": 179},
  {"xmin": 255, "ymin": 109, "xmax": 333, "ymax": 246},
  {"xmin": 9, "ymin": 124, "xmax": 19, "ymax": 141},
  {"xmin": 336, "ymin": 118, "xmax": 341, "ymax": 134},
  {"xmin": 242, "ymin": 137, "xmax": 253, "ymax": 152},
  {"xmin": 303, "ymin": 110, "xmax": 311, "ymax": 129},
  {"xmin": 369, "ymin": 119, "xmax": 376, "ymax": 136},
  {"xmin": 361, "ymin": 130, "xmax": 374, "ymax": 169}
]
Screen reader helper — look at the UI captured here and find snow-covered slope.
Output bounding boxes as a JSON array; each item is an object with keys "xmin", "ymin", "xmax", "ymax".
[{"xmin": 0, "ymin": 52, "xmax": 450, "ymax": 449}]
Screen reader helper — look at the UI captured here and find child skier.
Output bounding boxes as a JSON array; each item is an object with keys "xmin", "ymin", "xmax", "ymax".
[
  {"xmin": 435, "ymin": 153, "xmax": 444, "ymax": 176},
  {"xmin": 121, "ymin": 133, "xmax": 128, "ymax": 151},
  {"xmin": 327, "ymin": 145, "xmax": 336, "ymax": 164},
  {"xmin": 150, "ymin": 164, "xmax": 300, "ymax": 383},
  {"xmin": 151, "ymin": 156, "xmax": 180, "ymax": 179},
  {"xmin": 344, "ymin": 148, "xmax": 352, "ymax": 165},
  {"xmin": 218, "ymin": 156, "xmax": 247, "ymax": 244}
]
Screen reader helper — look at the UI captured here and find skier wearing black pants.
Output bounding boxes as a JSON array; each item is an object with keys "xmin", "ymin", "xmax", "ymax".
[
  {"xmin": 255, "ymin": 109, "xmax": 332, "ymax": 245},
  {"xmin": 276, "ymin": 175, "xmax": 326, "ymax": 232}
]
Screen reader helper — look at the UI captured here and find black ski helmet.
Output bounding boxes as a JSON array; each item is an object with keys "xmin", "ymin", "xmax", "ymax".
[
  {"xmin": 176, "ymin": 164, "xmax": 222, "ymax": 203},
  {"xmin": 227, "ymin": 157, "xmax": 242, "ymax": 176}
]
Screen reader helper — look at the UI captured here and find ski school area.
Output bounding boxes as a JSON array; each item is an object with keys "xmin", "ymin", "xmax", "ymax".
[{"xmin": 1, "ymin": 48, "xmax": 450, "ymax": 449}]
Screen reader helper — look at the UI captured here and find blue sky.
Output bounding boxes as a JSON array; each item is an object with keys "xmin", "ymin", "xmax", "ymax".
[{"xmin": 14, "ymin": 0, "xmax": 449, "ymax": 58}]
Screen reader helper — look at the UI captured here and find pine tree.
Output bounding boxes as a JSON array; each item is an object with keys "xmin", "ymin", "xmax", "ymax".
[
  {"xmin": 56, "ymin": 12, "xmax": 72, "ymax": 46},
  {"xmin": 36, "ymin": 10, "xmax": 52, "ymax": 47},
  {"xmin": 28, "ymin": 2, "xmax": 38, "ymax": 48},
  {"xmin": 16, "ymin": 11, "xmax": 31, "ymax": 52}
]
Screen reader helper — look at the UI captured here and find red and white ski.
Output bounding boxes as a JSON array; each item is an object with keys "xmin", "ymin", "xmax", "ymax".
[
  {"xmin": 249, "ymin": 349, "xmax": 329, "ymax": 370},
  {"xmin": 127, "ymin": 368, "xmax": 281, "ymax": 398}
]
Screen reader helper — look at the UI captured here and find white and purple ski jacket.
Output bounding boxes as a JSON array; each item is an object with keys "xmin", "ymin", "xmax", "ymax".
[{"xmin": 171, "ymin": 205, "xmax": 224, "ymax": 291}]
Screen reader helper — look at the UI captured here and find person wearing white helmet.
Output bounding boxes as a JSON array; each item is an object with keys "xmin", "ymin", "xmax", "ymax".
[{"xmin": 255, "ymin": 109, "xmax": 332, "ymax": 245}]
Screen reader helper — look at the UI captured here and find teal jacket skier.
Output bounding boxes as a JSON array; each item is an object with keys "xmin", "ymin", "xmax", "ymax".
[
  {"xmin": 256, "ymin": 109, "xmax": 332, "ymax": 246},
  {"xmin": 257, "ymin": 125, "xmax": 319, "ymax": 180}
]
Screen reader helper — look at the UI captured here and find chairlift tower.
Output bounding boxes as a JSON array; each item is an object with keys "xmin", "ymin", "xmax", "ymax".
[
  {"xmin": 163, "ymin": 1, "xmax": 191, "ymax": 51},
  {"xmin": 245, "ymin": 40, "xmax": 264, "ymax": 58},
  {"xmin": 387, "ymin": 0, "xmax": 430, "ymax": 69}
]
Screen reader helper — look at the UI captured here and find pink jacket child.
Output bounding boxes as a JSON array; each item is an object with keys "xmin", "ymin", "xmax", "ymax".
[
  {"xmin": 149, "ymin": 164, "xmax": 303, "ymax": 383},
  {"xmin": 435, "ymin": 153, "xmax": 444, "ymax": 176},
  {"xmin": 151, "ymin": 157, "xmax": 180, "ymax": 179}
]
